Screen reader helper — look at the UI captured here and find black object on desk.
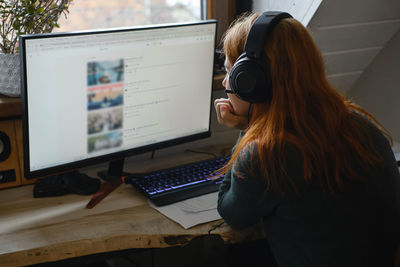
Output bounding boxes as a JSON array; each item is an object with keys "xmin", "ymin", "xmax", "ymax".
[
  {"xmin": 125, "ymin": 155, "xmax": 230, "ymax": 206},
  {"xmin": 33, "ymin": 171, "xmax": 101, "ymax": 198}
]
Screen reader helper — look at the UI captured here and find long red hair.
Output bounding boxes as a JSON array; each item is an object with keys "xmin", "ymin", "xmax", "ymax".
[{"xmin": 222, "ymin": 13, "xmax": 390, "ymax": 194}]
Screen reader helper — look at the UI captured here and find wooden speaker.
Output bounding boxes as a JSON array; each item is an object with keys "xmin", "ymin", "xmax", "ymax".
[
  {"xmin": 15, "ymin": 119, "xmax": 35, "ymax": 185},
  {"xmin": 0, "ymin": 119, "xmax": 22, "ymax": 189}
]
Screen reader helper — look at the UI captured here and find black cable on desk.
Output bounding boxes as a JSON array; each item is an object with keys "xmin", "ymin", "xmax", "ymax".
[
  {"xmin": 121, "ymin": 255, "xmax": 141, "ymax": 267},
  {"xmin": 184, "ymin": 149, "xmax": 218, "ymax": 158},
  {"xmin": 208, "ymin": 221, "xmax": 225, "ymax": 235}
]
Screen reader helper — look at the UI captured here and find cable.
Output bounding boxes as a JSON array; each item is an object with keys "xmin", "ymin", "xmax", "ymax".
[
  {"xmin": 151, "ymin": 249, "xmax": 155, "ymax": 267},
  {"xmin": 121, "ymin": 255, "xmax": 141, "ymax": 267},
  {"xmin": 208, "ymin": 221, "xmax": 225, "ymax": 235},
  {"xmin": 184, "ymin": 149, "xmax": 218, "ymax": 158}
]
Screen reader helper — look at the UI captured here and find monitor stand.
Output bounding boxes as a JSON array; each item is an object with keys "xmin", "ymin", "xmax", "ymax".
[
  {"xmin": 97, "ymin": 158, "xmax": 130, "ymax": 183},
  {"xmin": 86, "ymin": 158, "xmax": 132, "ymax": 209}
]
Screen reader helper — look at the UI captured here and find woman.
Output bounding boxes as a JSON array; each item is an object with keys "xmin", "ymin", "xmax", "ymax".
[{"xmin": 215, "ymin": 12, "xmax": 399, "ymax": 267}]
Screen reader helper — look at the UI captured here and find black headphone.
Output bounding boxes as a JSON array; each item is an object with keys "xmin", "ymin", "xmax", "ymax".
[{"xmin": 227, "ymin": 11, "xmax": 293, "ymax": 103}]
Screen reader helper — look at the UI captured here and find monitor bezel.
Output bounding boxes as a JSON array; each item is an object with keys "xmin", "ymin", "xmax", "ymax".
[{"xmin": 20, "ymin": 20, "xmax": 217, "ymax": 179}]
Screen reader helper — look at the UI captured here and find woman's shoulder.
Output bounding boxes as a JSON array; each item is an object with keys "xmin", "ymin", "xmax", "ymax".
[
  {"xmin": 234, "ymin": 138, "xmax": 303, "ymax": 176},
  {"xmin": 349, "ymin": 112, "xmax": 396, "ymax": 164},
  {"xmin": 349, "ymin": 112, "xmax": 389, "ymax": 143}
]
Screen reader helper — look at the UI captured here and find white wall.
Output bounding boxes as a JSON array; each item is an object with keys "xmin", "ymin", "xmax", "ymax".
[
  {"xmin": 347, "ymin": 30, "xmax": 400, "ymax": 142},
  {"xmin": 252, "ymin": 0, "xmax": 400, "ymax": 144},
  {"xmin": 252, "ymin": 0, "xmax": 322, "ymax": 26}
]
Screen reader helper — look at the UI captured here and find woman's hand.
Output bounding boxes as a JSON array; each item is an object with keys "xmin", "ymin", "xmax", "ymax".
[{"xmin": 214, "ymin": 98, "xmax": 248, "ymax": 130}]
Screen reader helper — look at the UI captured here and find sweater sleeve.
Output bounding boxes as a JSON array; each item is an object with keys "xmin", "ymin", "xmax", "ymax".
[{"xmin": 217, "ymin": 144, "xmax": 281, "ymax": 229}]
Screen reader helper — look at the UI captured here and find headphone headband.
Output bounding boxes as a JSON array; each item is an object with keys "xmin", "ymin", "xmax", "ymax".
[
  {"xmin": 228, "ymin": 11, "xmax": 293, "ymax": 103},
  {"xmin": 245, "ymin": 12, "xmax": 293, "ymax": 59}
]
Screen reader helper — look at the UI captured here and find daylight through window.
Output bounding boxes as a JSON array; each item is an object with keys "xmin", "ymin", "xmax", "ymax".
[{"xmin": 56, "ymin": 0, "xmax": 204, "ymax": 32}]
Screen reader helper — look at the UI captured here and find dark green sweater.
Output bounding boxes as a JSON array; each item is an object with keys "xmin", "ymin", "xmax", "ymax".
[{"xmin": 218, "ymin": 119, "xmax": 400, "ymax": 267}]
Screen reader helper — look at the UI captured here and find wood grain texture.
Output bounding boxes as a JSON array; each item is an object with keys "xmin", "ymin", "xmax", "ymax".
[
  {"xmin": 0, "ymin": 97, "xmax": 21, "ymax": 119},
  {"xmin": 0, "ymin": 182, "xmax": 257, "ymax": 266},
  {"xmin": 0, "ymin": 144, "xmax": 261, "ymax": 266}
]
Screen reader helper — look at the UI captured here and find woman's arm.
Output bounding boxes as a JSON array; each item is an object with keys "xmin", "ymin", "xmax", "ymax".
[{"xmin": 218, "ymin": 146, "xmax": 281, "ymax": 229}]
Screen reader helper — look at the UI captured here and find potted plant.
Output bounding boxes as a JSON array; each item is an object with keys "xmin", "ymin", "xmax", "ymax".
[{"xmin": 0, "ymin": 0, "xmax": 72, "ymax": 97}]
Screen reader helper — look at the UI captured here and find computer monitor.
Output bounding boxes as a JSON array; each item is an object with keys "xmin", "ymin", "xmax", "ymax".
[{"xmin": 20, "ymin": 20, "xmax": 217, "ymax": 180}]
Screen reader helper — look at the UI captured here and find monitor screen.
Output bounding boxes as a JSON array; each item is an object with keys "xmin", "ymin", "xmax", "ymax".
[{"xmin": 20, "ymin": 20, "xmax": 217, "ymax": 179}]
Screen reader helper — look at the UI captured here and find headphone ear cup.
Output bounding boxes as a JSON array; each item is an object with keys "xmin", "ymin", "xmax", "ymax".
[{"xmin": 229, "ymin": 54, "xmax": 272, "ymax": 103}]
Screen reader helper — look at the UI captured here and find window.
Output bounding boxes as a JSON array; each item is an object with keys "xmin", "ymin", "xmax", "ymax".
[
  {"xmin": 56, "ymin": 0, "xmax": 206, "ymax": 32},
  {"xmin": 55, "ymin": 0, "xmax": 237, "ymax": 48},
  {"xmin": 207, "ymin": 0, "xmax": 236, "ymax": 45}
]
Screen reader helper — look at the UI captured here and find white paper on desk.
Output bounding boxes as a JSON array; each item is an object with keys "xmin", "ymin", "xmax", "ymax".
[
  {"xmin": 148, "ymin": 192, "xmax": 222, "ymax": 229},
  {"xmin": 174, "ymin": 191, "xmax": 218, "ymax": 213}
]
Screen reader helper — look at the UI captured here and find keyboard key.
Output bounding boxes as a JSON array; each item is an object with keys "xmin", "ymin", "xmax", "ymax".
[{"xmin": 125, "ymin": 155, "xmax": 230, "ymax": 206}]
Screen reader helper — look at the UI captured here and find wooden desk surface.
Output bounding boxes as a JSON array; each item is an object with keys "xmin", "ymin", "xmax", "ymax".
[
  {"xmin": 0, "ymin": 76, "xmax": 232, "ymax": 266},
  {"xmin": 0, "ymin": 146, "xmax": 259, "ymax": 266}
]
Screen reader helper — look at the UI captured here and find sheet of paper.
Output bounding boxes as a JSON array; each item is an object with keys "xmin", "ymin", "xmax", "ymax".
[
  {"xmin": 148, "ymin": 192, "xmax": 222, "ymax": 229},
  {"xmin": 174, "ymin": 191, "xmax": 218, "ymax": 213}
]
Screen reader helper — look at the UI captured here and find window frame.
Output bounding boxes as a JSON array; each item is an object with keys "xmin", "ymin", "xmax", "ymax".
[
  {"xmin": 207, "ymin": 0, "xmax": 236, "ymax": 91},
  {"xmin": 208, "ymin": 0, "xmax": 236, "ymax": 47}
]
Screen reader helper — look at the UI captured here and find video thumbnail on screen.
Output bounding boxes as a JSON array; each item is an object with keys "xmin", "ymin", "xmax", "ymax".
[{"xmin": 87, "ymin": 58, "xmax": 125, "ymax": 153}]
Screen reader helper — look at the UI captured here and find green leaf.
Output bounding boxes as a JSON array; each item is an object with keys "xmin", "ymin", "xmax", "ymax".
[
  {"xmin": 12, "ymin": 20, "xmax": 20, "ymax": 30},
  {"xmin": 0, "ymin": 0, "xmax": 72, "ymax": 53}
]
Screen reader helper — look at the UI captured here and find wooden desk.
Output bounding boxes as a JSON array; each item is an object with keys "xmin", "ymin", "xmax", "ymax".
[
  {"xmin": 0, "ymin": 147, "xmax": 260, "ymax": 266},
  {"xmin": 0, "ymin": 74, "xmax": 237, "ymax": 266}
]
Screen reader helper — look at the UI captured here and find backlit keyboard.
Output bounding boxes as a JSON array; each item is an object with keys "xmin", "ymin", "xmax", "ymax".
[{"xmin": 125, "ymin": 155, "xmax": 230, "ymax": 206}]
